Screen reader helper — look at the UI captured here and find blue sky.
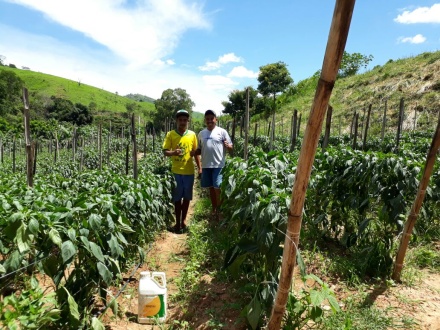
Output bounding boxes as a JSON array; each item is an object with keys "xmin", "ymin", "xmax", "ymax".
[{"xmin": 0, "ymin": 0, "xmax": 439, "ymax": 113}]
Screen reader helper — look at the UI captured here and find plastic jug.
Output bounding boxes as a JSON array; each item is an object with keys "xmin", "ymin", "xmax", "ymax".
[{"xmin": 138, "ymin": 271, "xmax": 167, "ymax": 324}]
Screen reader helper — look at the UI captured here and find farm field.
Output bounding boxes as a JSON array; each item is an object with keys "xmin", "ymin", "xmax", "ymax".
[{"xmin": 0, "ymin": 120, "xmax": 439, "ymax": 329}]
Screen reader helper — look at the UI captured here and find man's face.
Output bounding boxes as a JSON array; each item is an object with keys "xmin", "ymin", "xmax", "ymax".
[
  {"xmin": 204, "ymin": 114, "xmax": 217, "ymax": 130},
  {"xmin": 176, "ymin": 116, "xmax": 189, "ymax": 130}
]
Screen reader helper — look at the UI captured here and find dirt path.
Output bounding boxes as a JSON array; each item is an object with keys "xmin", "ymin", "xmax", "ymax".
[{"xmin": 103, "ymin": 192, "xmax": 197, "ymax": 329}]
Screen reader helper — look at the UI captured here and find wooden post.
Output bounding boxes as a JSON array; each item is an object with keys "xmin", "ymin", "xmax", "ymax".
[
  {"xmin": 322, "ymin": 105, "xmax": 333, "ymax": 151},
  {"xmin": 54, "ymin": 132, "xmax": 59, "ymax": 163},
  {"xmin": 290, "ymin": 110, "xmax": 298, "ymax": 152},
  {"xmin": 12, "ymin": 136, "xmax": 16, "ymax": 173},
  {"xmin": 144, "ymin": 124, "xmax": 148, "ymax": 156},
  {"xmin": 359, "ymin": 106, "xmax": 366, "ymax": 140},
  {"xmin": 253, "ymin": 123, "xmax": 258, "ymax": 143},
  {"xmin": 22, "ymin": 88, "xmax": 34, "ymax": 187},
  {"xmin": 267, "ymin": 120, "xmax": 271, "ymax": 137},
  {"xmin": 350, "ymin": 112, "xmax": 355, "ymax": 139},
  {"xmin": 131, "ymin": 114, "xmax": 138, "ymax": 180},
  {"xmin": 80, "ymin": 137, "xmax": 84, "ymax": 172},
  {"xmin": 107, "ymin": 122, "xmax": 111, "ymax": 166},
  {"xmin": 98, "ymin": 123, "xmax": 102, "ymax": 171},
  {"xmin": 125, "ymin": 142, "xmax": 130, "ymax": 175},
  {"xmin": 270, "ymin": 103, "xmax": 276, "ymax": 151},
  {"xmin": 240, "ymin": 116, "xmax": 244, "ymax": 138},
  {"xmin": 231, "ymin": 117, "xmax": 236, "ymax": 143},
  {"xmin": 395, "ymin": 98, "xmax": 404, "ymax": 152},
  {"xmin": 33, "ymin": 140, "xmax": 37, "ymax": 175},
  {"xmin": 244, "ymin": 88, "xmax": 250, "ymax": 160},
  {"xmin": 362, "ymin": 104, "xmax": 372, "ymax": 150},
  {"xmin": 152, "ymin": 127, "xmax": 156, "ymax": 153},
  {"xmin": 392, "ymin": 112, "xmax": 440, "ymax": 281},
  {"xmin": 72, "ymin": 127, "xmax": 77, "ymax": 162},
  {"xmin": 268, "ymin": 1, "xmax": 356, "ymax": 328},
  {"xmin": 381, "ymin": 99, "xmax": 387, "ymax": 140},
  {"xmin": 353, "ymin": 113, "xmax": 359, "ymax": 150},
  {"xmin": 0, "ymin": 137, "xmax": 3, "ymax": 163},
  {"xmin": 297, "ymin": 113, "xmax": 302, "ymax": 138}
]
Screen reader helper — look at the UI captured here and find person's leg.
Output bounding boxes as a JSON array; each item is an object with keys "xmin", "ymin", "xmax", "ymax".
[
  {"xmin": 209, "ymin": 187, "xmax": 218, "ymax": 213},
  {"xmin": 181, "ymin": 200, "xmax": 190, "ymax": 228},
  {"xmin": 172, "ymin": 174, "xmax": 184, "ymax": 231},
  {"xmin": 174, "ymin": 200, "xmax": 182, "ymax": 230},
  {"xmin": 201, "ymin": 168, "xmax": 216, "ymax": 212},
  {"xmin": 212, "ymin": 168, "xmax": 223, "ymax": 213},
  {"xmin": 181, "ymin": 175, "xmax": 194, "ymax": 229}
]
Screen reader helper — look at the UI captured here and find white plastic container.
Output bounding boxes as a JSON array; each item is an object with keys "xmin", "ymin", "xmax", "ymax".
[{"xmin": 138, "ymin": 271, "xmax": 167, "ymax": 324}]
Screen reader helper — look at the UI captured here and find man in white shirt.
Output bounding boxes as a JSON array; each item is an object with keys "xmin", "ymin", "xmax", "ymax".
[{"xmin": 196, "ymin": 109, "xmax": 233, "ymax": 216}]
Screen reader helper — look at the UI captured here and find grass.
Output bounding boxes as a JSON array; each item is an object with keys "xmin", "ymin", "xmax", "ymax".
[{"xmin": 0, "ymin": 66, "xmax": 155, "ymax": 116}]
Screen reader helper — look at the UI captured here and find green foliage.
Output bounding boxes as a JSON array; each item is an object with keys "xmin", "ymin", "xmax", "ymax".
[
  {"xmin": 222, "ymin": 86, "xmax": 258, "ymax": 118},
  {"xmin": 153, "ymin": 88, "xmax": 195, "ymax": 132},
  {"xmin": 257, "ymin": 61, "xmax": 293, "ymax": 99},
  {"xmin": 0, "ymin": 277, "xmax": 61, "ymax": 329},
  {"xmin": 338, "ymin": 51, "xmax": 374, "ymax": 78},
  {"xmin": 0, "ymin": 69, "xmax": 24, "ymax": 117}
]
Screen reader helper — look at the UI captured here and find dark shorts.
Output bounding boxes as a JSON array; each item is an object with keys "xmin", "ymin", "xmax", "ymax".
[
  {"xmin": 173, "ymin": 174, "xmax": 194, "ymax": 202},
  {"xmin": 201, "ymin": 168, "xmax": 222, "ymax": 189}
]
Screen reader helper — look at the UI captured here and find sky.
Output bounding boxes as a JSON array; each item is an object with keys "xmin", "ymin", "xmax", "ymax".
[{"xmin": 0, "ymin": 1, "xmax": 439, "ymax": 114}]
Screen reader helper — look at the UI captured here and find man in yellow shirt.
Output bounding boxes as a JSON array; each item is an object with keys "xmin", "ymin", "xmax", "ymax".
[{"xmin": 163, "ymin": 109, "xmax": 201, "ymax": 233}]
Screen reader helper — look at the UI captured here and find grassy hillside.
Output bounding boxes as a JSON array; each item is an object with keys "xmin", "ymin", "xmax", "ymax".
[
  {"xmin": 254, "ymin": 50, "xmax": 440, "ymax": 135},
  {"xmin": 0, "ymin": 66, "xmax": 155, "ymax": 117}
]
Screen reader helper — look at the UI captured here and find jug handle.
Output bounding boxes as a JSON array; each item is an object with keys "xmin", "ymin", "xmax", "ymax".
[{"xmin": 152, "ymin": 272, "xmax": 166, "ymax": 288}]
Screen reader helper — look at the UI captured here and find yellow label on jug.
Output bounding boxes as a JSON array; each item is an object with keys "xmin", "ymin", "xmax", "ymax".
[{"xmin": 140, "ymin": 296, "xmax": 161, "ymax": 317}]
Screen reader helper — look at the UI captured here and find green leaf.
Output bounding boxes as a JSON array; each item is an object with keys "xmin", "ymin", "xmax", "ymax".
[
  {"xmin": 61, "ymin": 240, "xmax": 76, "ymax": 264},
  {"xmin": 0, "ymin": 263, "xmax": 6, "ymax": 273},
  {"xmin": 117, "ymin": 217, "xmax": 135, "ymax": 233},
  {"xmin": 89, "ymin": 214, "xmax": 102, "ymax": 231},
  {"xmin": 89, "ymin": 242, "xmax": 105, "ymax": 263},
  {"xmin": 28, "ymin": 218, "xmax": 39, "ymax": 235},
  {"xmin": 67, "ymin": 228, "xmax": 76, "ymax": 242},
  {"xmin": 310, "ymin": 289, "xmax": 325, "ymax": 307},
  {"xmin": 296, "ymin": 250, "xmax": 307, "ymax": 280},
  {"xmin": 63, "ymin": 287, "xmax": 80, "ymax": 323},
  {"xmin": 91, "ymin": 317, "xmax": 105, "ymax": 330},
  {"xmin": 97, "ymin": 262, "xmax": 113, "ymax": 285},
  {"xmin": 16, "ymin": 223, "xmax": 30, "ymax": 253},
  {"xmin": 13, "ymin": 200, "xmax": 23, "ymax": 211},
  {"xmin": 49, "ymin": 228, "xmax": 62, "ymax": 247},
  {"xmin": 246, "ymin": 296, "xmax": 262, "ymax": 330},
  {"xmin": 108, "ymin": 234, "xmax": 122, "ymax": 258},
  {"xmin": 327, "ymin": 295, "xmax": 341, "ymax": 312}
]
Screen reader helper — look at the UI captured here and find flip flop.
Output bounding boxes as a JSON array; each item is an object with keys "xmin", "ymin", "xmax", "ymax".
[{"xmin": 168, "ymin": 225, "xmax": 181, "ymax": 233}]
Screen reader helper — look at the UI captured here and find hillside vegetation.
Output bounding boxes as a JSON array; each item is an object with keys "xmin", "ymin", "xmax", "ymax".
[
  {"xmin": 273, "ymin": 51, "xmax": 440, "ymax": 135},
  {"xmin": 0, "ymin": 66, "xmax": 155, "ymax": 118}
]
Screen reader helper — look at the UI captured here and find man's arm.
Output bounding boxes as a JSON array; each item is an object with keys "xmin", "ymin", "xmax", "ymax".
[{"xmin": 163, "ymin": 149, "xmax": 182, "ymax": 157}]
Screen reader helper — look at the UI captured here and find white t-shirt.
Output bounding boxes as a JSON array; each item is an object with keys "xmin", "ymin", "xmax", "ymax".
[{"xmin": 197, "ymin": 126, "xmax": 232, "ymax": 168}]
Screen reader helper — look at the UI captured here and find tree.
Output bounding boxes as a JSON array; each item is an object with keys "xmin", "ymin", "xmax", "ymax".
[
  {"xmin": 153, "ymin": 88, "xmax": 195, "ymax": 131},
  {"xmin": 257, "ymin": 61, "xmax": 293, "ymax": 149},
  {"xmin": 257, "ymin": 61, "xmax": 293, "ymax": 108},
  {"xmin": 338, "ymin": 51, "xmax": 373, "ymax": 78},
  {"xmin": 222, "ymin": 86, "xmax": 258, "ymax": 118},
  {"xmin": 0, "ymin": 70, "xmax": 24, "ymax": 116},
  {"xmin": 0, "ymin": 55, "xmax": 5, "ymax": 66}
]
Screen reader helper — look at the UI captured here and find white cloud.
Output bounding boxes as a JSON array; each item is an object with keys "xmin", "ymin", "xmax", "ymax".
[
  {"xmin": 202, "ymin": 75, "xmax": 238, "ymax": 90},
  {"xmin": 0, "ymin": 1, "xmax": 238, "ymax": 112},
  {"xmin": 198, "ymin": 52, "xmax": 242, "ymax": 71},
  {"xmin": 227, "ymin": 66, "xmax": 258, "ymax": 78},
  {"xmin": 397, "ymin": 34, "xmax": 427, "ymax": 44},
  {"xmin": 6, "ymin": 0, "xmax": 210, "ymax": 67},
  {"xmin": 395, "ymin": 4, "xmax": 440, "ymax": 24}
]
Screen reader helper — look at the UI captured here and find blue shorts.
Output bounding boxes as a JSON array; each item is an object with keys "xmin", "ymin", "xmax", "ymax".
[
  {"xmin": 201, "ymin": 168, "xmax": 222, "ymax": 189},
  {"xmin": 173, "ymin": 174, "xmax": 194, "ymax": 202}
]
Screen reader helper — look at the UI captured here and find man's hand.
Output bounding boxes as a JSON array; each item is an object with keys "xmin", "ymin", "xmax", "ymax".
[
  {"xmin": 190, "ymin": 149, "xmax": 196, "ymax": 157},
  {"xmin": 174, "ymin": 149, "xmax": 182, "ymax": 155}
]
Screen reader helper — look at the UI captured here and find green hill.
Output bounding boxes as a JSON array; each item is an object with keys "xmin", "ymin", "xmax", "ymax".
[
  {"xmin": 250, "ymin": 51, "xmax": 440, "ymax": 135},
  {"xmin": 0, "ymin": 66, "xmax": 155, "ymax": 117}
]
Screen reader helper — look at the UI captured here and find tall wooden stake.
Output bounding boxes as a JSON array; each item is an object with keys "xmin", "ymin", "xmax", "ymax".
[
  {"xmin": 267, "ymin": 1, "xmax": 356, "ymax": 328},
  {"xmin": 381, "ymin": 99, "xmax": 388, "ymax": 140},
  {"xmin": 322, "ymin": 105, "xmax": 333, "ymax": 151},
  {"xmin": 395, "ymin": 98, "xmax": 404, "ymax": 152},
  {"xmin": 392, "ymin": 112, "xmax": 440, "ymax": 281},
  {"xmin": 131, "ymin": 114, "xmax": 138, "ymax": 180},
  {"xmin": 244, "ymin": 88, "xmax": 250, "ymax": 160},
  {"xmin": 362, "ymin": 104, "xmax": 372, "ymax": 150},
  {"xmin": 22, "ymin": 88, "xmax": 34, "ymax": 187}
]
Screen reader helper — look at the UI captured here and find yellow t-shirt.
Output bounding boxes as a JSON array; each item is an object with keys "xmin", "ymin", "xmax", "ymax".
[{"xmin": 162, "ymin": 130, "xmax": 197, "ymax": 175}]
